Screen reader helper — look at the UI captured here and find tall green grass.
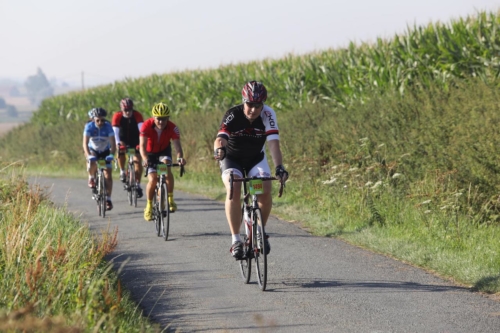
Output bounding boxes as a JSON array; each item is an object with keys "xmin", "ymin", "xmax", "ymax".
[{"xmin": 0, "ymin": 165, "xmax": 161, "ymax": 332}]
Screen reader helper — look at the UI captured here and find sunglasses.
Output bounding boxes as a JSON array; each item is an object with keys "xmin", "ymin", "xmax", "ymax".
[
  {"xmin": 95, "ymin": 118, "xmax": 105, "ymax": 123},
  {"xmin": 155, "ymin": 117, "xmax": 169, "ymax": 122},
  {"xmin": 246, "ymin": 102, "xmax": 263, "ymax": 109},
  {"xmin": 123, "ymin": 109, "xmax": 133, "ymax": 112}
]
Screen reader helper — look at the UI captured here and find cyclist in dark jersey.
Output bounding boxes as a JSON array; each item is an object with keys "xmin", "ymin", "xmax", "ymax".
[
  {"xmin": 112, "ymin": 98, "xmax": 144, "ymax": 198},
  {"xmin": 213, "ymin": 81, "xmax": 289, "ymax": 259}
]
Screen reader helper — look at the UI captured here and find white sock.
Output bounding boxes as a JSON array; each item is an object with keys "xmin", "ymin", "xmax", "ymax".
[
  {"xmin": 120, "ymin": 169, "xmax": 125, "ymax": 175},
  {"xmin": 232, "ymin": 234, "xmax": 242, "ymax": 244},
  {"xmin": 106, "ymin": 196, "xmax": 111, "ymax": 201}
]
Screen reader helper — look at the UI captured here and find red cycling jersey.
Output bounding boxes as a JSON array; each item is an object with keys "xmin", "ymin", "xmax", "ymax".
[{"xmin": 140, "ymin": 118, "xmax": 180, "ymax": 154}]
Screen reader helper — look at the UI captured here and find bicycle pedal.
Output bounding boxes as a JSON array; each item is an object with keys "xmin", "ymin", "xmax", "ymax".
[{"xmin": 162, "ymin": 211, "xmax": 167, "ymax": 217}]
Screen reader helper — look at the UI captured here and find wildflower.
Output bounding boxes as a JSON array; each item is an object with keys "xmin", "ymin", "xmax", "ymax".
[
  {"xmin": 392, "ymin": 173, "xmax": 402, "ymax": 179},
  {"xmin": 422, "ymin": 200, "xmax": 431, "ymax": 205}
]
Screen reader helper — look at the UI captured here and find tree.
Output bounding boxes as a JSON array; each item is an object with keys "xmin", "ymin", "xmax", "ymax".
[
  {"xmin": 24, "ymin": 67, "xmax": 54, "ymax": 106},
  {"xmin": 0, "ymin": 97, "xmax": 6, "ymax": 109},
  {"xmin": 6, "ymin": 104, "xmax": 18, "ymax": 118}
]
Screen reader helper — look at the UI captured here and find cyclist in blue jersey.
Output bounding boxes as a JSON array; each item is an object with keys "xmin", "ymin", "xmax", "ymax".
[{"xmin": 83, "ymin": 107, "xmax": 116, "ymax": 211}]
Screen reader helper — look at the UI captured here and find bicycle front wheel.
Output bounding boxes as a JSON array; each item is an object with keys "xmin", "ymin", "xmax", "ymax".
[
  {"xmin": 129, "ymin": 162, "xmax": 137, "ymax": 206},
  {"xmin": 253, "ymin": 208, "xmax": 267, "ymax": 291},
  {"xmin": 97, "ymin": 177, "xmax": 102, "ymax": 217},
  {"xmin": 160, "ymin": 182, "xmax": 170, "ymax": 241},
  {"xmin": 239, "ymin": 205, "xmax": 251, "ymax": 283},
  {"xmin": 153, "ymin": 187, "xmax": 161, "ymax": 237},
  {"xmin": 126, "ymin": 170, "xmax": 132, "ymax": 206},
  {"xmin": 100, "ymin": 171, "xmax": 107, "ymax": 218}
]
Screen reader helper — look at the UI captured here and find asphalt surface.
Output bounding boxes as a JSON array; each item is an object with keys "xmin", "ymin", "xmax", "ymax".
[{"xmin": 31, "ymin": 177, "xmax": 500, "ymax": 333}]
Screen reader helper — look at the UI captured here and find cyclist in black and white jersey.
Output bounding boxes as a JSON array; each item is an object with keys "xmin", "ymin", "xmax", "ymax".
[{"xmin": 213, "ymin": 81, "xmax": 289, "ymax": 259}]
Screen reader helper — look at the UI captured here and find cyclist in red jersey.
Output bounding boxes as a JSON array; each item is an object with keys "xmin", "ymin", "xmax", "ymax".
[
  {"xmin": 213, "ymin": 81, "xmax": 289, "ymax": 259},
  {"xmin": 139, "ymin": 102, "xmax": 186, "ymax": 221},
  {"xmin": 112, "ymin": 97, "xmax": 145, "ymax": 198}
]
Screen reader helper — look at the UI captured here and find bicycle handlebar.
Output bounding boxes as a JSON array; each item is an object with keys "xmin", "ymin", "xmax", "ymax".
[
  {"xmin": 144, "ymin": 162, "xmax": 185, "ymax": 177},
  {"xmin": 228, "ymin": 171, "xmax": 285, "ymax": 200}
]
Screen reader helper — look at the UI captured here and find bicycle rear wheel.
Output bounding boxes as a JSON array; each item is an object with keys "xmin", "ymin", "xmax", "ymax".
[
  {"xmin": 160, "ymin": 182, "xmax": 170, "ymax": 241},
  {"xmin": 100, "ymin": 171, "xmax": 107, "ymax": 218},
  {"xmin": 239, "ymin": 205, "xmax": 251, "ymax": 283},
  {"xmin": 253, "ymin": 208, "xmax": 267, "ymax": 291}
]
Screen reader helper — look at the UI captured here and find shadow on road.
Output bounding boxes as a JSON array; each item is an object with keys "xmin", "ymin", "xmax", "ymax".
[{"xmin": 273, "ymin": 278, "xmax": 469, "ymax": 293}]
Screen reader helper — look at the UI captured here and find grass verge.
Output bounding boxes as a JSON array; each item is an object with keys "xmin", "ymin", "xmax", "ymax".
[{"xmin": 0, "ymin": 165, "xmax": 162, "ymax": 332}]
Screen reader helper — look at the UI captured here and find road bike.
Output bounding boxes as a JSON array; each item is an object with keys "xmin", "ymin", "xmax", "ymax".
[
  {"xmin": 122, "ymin": 147, "xmax": 139, "ymax": 207},
  {"xmin": 146, "ymin": 161, "xmax": 184, "ymax": 241},
  {"xmin": 91, "ymin": 158, "xmax": 113, "ymax": 218},
  {"xmin": 229, "ymin": 171, "xmax": 284, "ymax": 291}
]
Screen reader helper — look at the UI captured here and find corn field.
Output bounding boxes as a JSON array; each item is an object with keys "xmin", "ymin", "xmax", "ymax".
[{"xmin": 32, "ymin": 10, "xmax": 499, "ymax": 125}]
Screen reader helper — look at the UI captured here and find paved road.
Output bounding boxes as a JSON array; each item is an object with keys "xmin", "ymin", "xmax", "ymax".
[{"xmin": 32, "ymin": 177, "xmax": 500, "ymax": 333}]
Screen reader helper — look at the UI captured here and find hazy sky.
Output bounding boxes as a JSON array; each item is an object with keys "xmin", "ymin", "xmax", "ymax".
[{"xmin": 1, "ymin": 0, "xmax": 498, "ymax": 86}]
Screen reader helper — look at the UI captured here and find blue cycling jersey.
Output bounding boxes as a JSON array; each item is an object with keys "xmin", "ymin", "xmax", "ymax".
[{"xmin": 84, "ymin": 121, "xmax": 115, "ymax": 152}]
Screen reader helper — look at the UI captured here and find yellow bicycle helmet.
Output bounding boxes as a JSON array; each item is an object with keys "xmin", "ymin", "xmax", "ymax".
[{"xmin": 151, "ymin": 102, "xmax": 171, "ymax": 117}]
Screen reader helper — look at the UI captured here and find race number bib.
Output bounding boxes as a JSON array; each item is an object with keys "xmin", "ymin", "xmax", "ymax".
[{"xmin": 249, "ymin": 179, "xmax": 263, "ymax": 195}]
